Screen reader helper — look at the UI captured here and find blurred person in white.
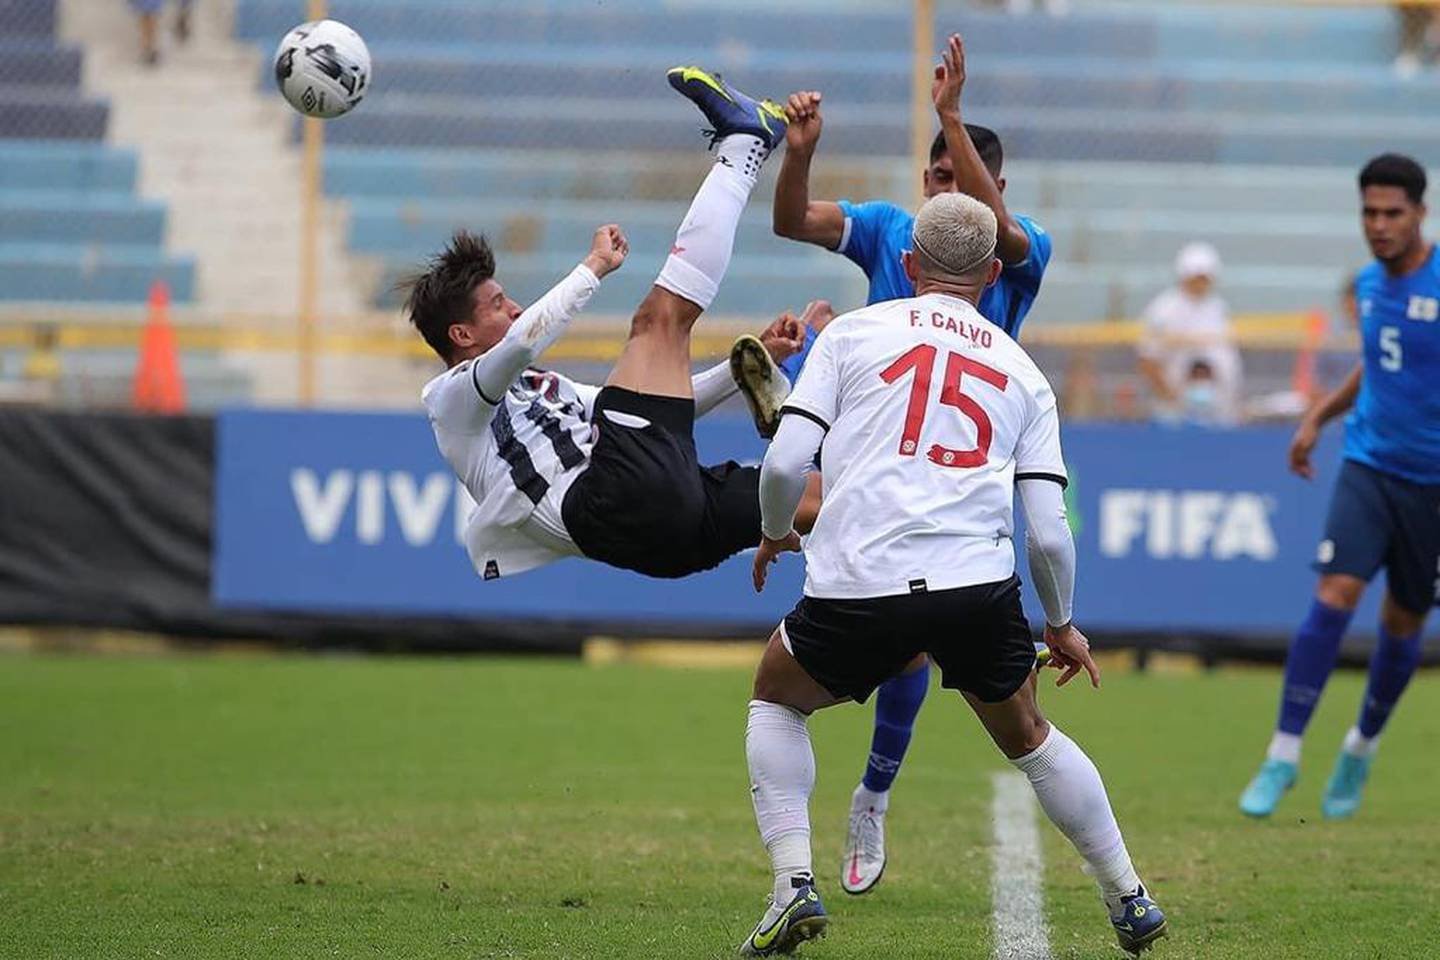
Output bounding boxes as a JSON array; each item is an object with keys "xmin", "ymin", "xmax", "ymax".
[
  {"xmin": 1136, "ymin": 242, "xmax": 1243, "ymax": 425},
  {"xmin": 1394, "ymin": 3, "xmax": 1440, "ymax": 78},
  {"xmin": 974, "ymin": 0, "xmax": 1070, "ymax": 16},
  {"xmin": 130, "ymin": 0, "xmax": 194, "ymax": 68}
]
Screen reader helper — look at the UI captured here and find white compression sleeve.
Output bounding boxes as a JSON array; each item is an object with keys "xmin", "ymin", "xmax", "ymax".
[
  {"xmin": 759, "ymin": 414, "xmax": 824, "ymax": 540},
  {"xmin": 1017, "ymin": 477, "xmax": 1075, "ymax": 627},
  {"xmin": 470, "ymin": 264, "xmax": 600, "ymax": 402},
  {"xmin": 691, "ymin": 360, "xmax": 739, "ymax": 417}
]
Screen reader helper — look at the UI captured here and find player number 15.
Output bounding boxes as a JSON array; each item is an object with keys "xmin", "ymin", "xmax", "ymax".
[{"xmin": 879, "ymin": 344, "xmax": 1009, "ymax": 468}]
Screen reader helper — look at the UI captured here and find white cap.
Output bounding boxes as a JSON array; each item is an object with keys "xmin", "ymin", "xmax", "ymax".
[{"xmin": 1175, "ymin": 242, "xmax": 1221, "ymax": 280}]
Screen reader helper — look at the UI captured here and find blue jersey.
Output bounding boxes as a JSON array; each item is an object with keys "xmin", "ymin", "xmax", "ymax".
[
  {"xmin": 835, "ymin": 199, "xmax": 1051, "ymax": 336},
  {"xmin": 1344, "ymin": 246, "xmax": 1440, "ymax": 485}
]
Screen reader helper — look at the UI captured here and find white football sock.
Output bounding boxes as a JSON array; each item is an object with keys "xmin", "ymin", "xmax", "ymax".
[
  {"xmin": 746, "ymin": 699, "xmax": 815, "ymax": 904},
  {"xmin": 1342, "ymin": 726, "xmax": 1379, "ymax": 759},
  {"xmin": 1010, "ymin": 725, "xmax": 1141, "ymax": 910},
  {"xmin": 852, "ymin": 783, "xmax": 889, "ymax": 817},
  {"xmin": 1267, "ymin": 731, "xmax": 1303, "ymax": 765},
  {"xmin": 655, "ymin": 134, "xmax": 764, "ymax": 310}
]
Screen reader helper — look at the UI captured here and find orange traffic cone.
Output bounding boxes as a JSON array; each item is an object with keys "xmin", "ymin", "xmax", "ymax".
[{"xmin": 133, "ymin": 280, "xmax": 186, "ymax": 413}]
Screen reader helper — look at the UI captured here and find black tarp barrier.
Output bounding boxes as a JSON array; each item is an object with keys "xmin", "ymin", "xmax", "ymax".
[{"xmin": 0, "ymin": 408, "xmax": 579, "ymax": 654}]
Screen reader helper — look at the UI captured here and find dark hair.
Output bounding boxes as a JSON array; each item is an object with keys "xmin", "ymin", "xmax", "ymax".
[
  {"xmin": 930, "ymin": 124, "xmax": 1004, "ymax": 178},
  {"xmin": 399, "ymin": 230, "xmax": 496, "ymax": 361},
  {"xmin": 1359, "ymin": 153, "xmax": 1427, "ymax": 205}
]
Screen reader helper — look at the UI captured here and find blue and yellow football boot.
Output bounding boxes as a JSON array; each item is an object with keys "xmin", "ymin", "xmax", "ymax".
[
  {"xmin": 667, "ymin": 65, "xmax": 788, "ymax": 154},
  {"xmin": 1110, "ymin": 883, "xmax": 1168, "ymax": 955},
  {"xmin": 739, "ymin": 877, "xmax": 827, "ymax": 956}
]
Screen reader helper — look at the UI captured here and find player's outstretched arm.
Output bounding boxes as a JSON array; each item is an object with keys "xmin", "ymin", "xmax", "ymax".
[
  {"xmin": 1290, "ymin": 362, "xmax": 1362, "ymax": 479},
  {"xmin": 934, "ymin": 34, "xmax": 1030, "ymax": 266},
  {"xmin": 470, "ymin": 225, "xmax": 628, "ymax": 402},
  {"xmin": 772, "ymin": 91, "xmax": 846, "ymax": 249},
  {"xmin": 753, "ymin": 413, "xmax": 823, "ymax": 591}
]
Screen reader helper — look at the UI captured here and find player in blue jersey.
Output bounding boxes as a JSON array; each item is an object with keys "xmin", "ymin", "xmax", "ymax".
[
  {"xmin": 1240, "ymin": 154, "xmax": 1440, "ymax": 821},
  {"xmin": 755, "ymin": 33, "xmax": 1053, "ymax": 896}
]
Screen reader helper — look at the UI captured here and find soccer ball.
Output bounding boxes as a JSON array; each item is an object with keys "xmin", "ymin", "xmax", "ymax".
[{"xmin": 273, "ymin": 19, "xmax": 371, "ymax": 119}]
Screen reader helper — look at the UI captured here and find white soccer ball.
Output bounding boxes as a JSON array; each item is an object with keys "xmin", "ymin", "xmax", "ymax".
[{"xmin": 273, "ymin": 19, "xmax": 371, "ymax": 119}]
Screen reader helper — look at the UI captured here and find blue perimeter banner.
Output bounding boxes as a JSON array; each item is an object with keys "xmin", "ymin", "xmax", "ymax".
[{"xmin": 214, "ymin": 410, "xmax": 1427, "ymax": 638}]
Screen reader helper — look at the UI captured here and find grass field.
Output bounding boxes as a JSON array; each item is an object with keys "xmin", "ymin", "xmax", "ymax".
[{"xmin": 1, "ymin": 653, "xmax": 1438, "ymax": 959}]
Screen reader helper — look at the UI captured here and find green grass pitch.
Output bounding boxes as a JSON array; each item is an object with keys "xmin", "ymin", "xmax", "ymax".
[{"xmin": 1, "ymin": 654, "xmax": 1437, "ymax": 958}]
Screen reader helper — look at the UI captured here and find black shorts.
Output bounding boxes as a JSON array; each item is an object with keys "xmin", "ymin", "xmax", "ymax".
[
  {"xmin": 1316, "ymin": 459, "xmax": 1440, "ymax": 614},
  {"xmin": 782, "ymin": 576, "xmax": 1037, "ymax": 705},
  {"xmin": 562, "ymin": 386, "xmax": 762, "ymax": 578}
]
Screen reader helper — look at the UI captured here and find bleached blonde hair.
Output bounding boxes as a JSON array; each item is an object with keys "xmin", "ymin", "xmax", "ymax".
[{"xmin": 911, "ymin": 192, "xmax": 998, "ymax": 283}]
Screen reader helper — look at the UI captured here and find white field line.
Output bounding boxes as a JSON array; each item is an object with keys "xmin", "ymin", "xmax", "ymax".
[{"xmin": 990, "ymin": 770, "xmax": 1053, "ymax": 960}]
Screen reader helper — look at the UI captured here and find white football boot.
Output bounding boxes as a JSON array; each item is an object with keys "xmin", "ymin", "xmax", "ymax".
[{"xmin": 839, "ymin": 791, "xmax": 887, "ymax": 895}]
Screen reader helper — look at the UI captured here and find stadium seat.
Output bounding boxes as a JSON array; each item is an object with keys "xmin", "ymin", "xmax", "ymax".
[{"xmin": 234, "ymin": 0, "xmax": 1420, "ymax": 320}]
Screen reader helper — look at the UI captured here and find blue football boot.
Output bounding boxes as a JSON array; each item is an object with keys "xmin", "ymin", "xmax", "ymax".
[
  {"xmin": 1321, "ymin": 750, "xmax": 1372, "ymax": 820},
  {"xmin": 1111, "ymin": 883, "xmax": 1168, "ymax": 955},
  {"xmin": 1239, "ymin": 758, "xmax": 1297, "ymax": 818},
  {"xmin": 739, "ymin": 877, "xmax": 827, "ymax": 956},
  {"xmin": 667, "ymin": 65, "xmax": 788, "ymax": 154}
]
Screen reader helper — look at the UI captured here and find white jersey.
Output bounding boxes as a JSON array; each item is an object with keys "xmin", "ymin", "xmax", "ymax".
[
  {"xmin": 782, "ymin": 293, "xmax": 1067, "ymax": 599},
  {"xmin": 422, "ymin": 362, "xmax": 598, "ymax": 579}
]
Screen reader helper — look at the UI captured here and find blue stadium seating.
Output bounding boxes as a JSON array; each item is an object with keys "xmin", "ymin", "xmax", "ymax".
[
  {"xmin": 235, "ymin": 0, "xmax": 1433, "ymax": 321},
  {"xmin": 0, "ymin": 0, "xmax": 194, "ymax": 304},
  {"xmin": 0, "ymin": 243, "xmax": 195, "ymax": 302}
]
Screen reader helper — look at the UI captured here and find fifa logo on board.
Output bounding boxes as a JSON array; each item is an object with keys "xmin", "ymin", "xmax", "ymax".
[{"xmin": 1098, "ymin": 490, "xmax": 1278, "ymax": 561}]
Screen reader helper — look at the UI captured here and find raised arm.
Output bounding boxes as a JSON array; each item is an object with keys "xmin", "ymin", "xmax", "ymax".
[
  {"xmin": 470, "ymin": 225, "xmax": 628, "ymax": 403},
  {"xmin": 1290, "ymin": 362, "xmax": 1362, "ymax": 479},
  {"xmin": 933, "ymin": 34, "xmax": 1031, "ymax": 266},
  {"xmin": 773, "ymin": 91, "xmax": 846, "ymax": 249}
]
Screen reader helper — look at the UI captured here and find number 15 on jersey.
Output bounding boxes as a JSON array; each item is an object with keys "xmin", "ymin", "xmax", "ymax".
[{"xmin": 880, "ymin": 345, "xmax": 1009, "ymax": 469}]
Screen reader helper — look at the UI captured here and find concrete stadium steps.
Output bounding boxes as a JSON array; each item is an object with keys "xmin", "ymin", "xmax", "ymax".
[
  {"xmin": 1001, "ymin": 162, "xmax": 1356, "ymax": 217},
  {"xmin": 0, "ymin": 142, "xmax": 139, "ymax": 192},
  {"xmin": 0, "ymin": 243, "xmax": 195, "ymax": 301},
  {"xmin": 235, "ymin": 1, "xmax": 1430, "ymax": 167},
  {"xmin": 0, "ymin": 191, "xmax": 167, "ymax": 245},
  {"xmin": 372, "ymin": 251, "xmax": 868, "ymax": 317},
  {"xmin": 0, "ymin": 2, "xmax": 197, "ymax": 310},
  {"xmin": 368, "ymin": 244, "xmax": 1340, "ymax": 326},
  {"xmin": 302, "ymin": 94, "xmax": 1440, "ymax": 167},
  {"xmin": 0, "ymin": 0, "xmax": 54, "ymax": 37},
  {"xmin": 343, "ymin": 199, "xmax": 1368, "ymax": 274},
  {"xmin": 234, "ymin": 1, "xmax": 1395, "ymax": 65},
  {"xmin": 60, "ymin": 0, "xmax": 373, "ymax": 320},
  {"xmin": 0, "ymin": 40, "xmax": 83, "ymax": 87},
  {"xmin": 0, "ymin": 84, "xmax": 108, "ymax": 140},
  {"xmin": 276, "ymin": 48, "xmax": 1440, "ymax": 120},
  {"xmin": 234, "ymin": 1, "xmax": 1405, "ymax": 326},
  {"xmin": 323, "ymin": 151, "xmax": 1357, "ymax": 217}
]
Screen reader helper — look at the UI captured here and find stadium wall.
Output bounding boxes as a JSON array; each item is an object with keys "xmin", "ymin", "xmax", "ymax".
[{"xmin": 1, "ymin": 408, "xmax": 1434, "ymax": 657}]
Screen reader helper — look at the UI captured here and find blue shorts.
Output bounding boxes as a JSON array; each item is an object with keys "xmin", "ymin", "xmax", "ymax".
[{"xmin": 1316, "ymin": 459, "xmax": 1440, "ymax": 614}]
